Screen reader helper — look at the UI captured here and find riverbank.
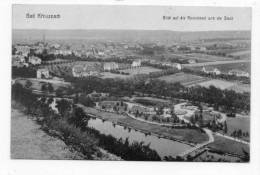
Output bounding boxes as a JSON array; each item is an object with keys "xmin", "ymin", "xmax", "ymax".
[{"xmin": 77, "ymin": 104, "xmax": 208, "ymax": 145}]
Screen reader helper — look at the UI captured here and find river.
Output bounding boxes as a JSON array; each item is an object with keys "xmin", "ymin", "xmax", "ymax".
[{"xmin": 87, "ymin": 118, "xmax": 193, "ymax": 159}]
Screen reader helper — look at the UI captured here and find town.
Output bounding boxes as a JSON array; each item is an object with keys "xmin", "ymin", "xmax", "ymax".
[{"xmin": 11, "ymin": 29, "xmax": 250, "ymax": 162}]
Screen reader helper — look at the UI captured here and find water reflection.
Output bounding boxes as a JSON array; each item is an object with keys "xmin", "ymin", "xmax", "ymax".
[{"xmin": 88, "ymin": 118, "xmax": 192, "ymax": 158}]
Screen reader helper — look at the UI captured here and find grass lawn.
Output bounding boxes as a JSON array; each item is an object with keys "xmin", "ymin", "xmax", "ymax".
[
  {"xmin": 208, "ymin": 135, "xmax": 249, "ymax": 157},
  {"xmin": 195, "ymin": 79, "xmax": 250, "ymax": 93},
  {"xmin": 158, "ymin": 72, "xmax": 208, "ymax": 86},
  {"xmin": 224, "ymin": 117, "xmax": 250, "ymax": 141},
  {"xmin": 120, "ymin": 66, "xmax": 162, "ymax": 75},
  {"xmin": 184, "ymin": 53, "xmax": 233, "ymax": 62},
  {"xmin": 190, "ymin": 62, "xmax": 250, "ymax": 74},
  {"xmin": 196, "ymin": 79, "xmax": 235, "ymax": 90},
  {"xmin": 228, "ymin": 83, "xmax": 250, "ymax": 93}
]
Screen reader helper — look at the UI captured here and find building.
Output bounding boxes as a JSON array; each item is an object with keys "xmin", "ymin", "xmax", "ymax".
[
  {"xmin": 103, "ymin": 62, "xmax": 119, "ymax": 71},
  {"xmin": 12, "ymin": 55, "xmax": 28, "ymax": 67},
  {"xmin": 37, "ymin": 69, "xmax": 50, "ymax": 79},
  {"xmin": 29, "ymin": 56, "xmax": 42, "ymax": 65},
  {"xmin": 131, "ymin": 60, "xmax": 141, "ymax": 68},
  {"xmin": 202, "ymin": 66, "xmax": 221, "ymax": 75},
  {"xmin": 172, "ymin": 63, "xmax": 182, "ymax": 70},
  {"xmin": 199, "ymin": 46, "xmax": 207, "ymax": 51},
  {"xmin": 15, "ymin": 45, "xmax": 30, "ymax": 57},
  {"xmin": 228, "ymin": 69, "xmax": 250, "ymax": 78}
]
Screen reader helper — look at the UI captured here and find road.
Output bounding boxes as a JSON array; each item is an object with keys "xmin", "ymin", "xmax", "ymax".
[{"xmin": 182, "ymin": 59, "xmax": 250, "ymax": 67}]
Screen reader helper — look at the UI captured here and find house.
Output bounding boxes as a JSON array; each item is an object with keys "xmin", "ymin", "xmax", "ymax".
[
  {"xmin": 37, "ymin": 69, "xmax": 50, "ymax": 79},
  {"xmin": 12, "ymin": 55, "xmax": 28, "ymax": 67},
  {"xmin": 29, "ymin": 56, "xmax": 42, "ymax": 65},
  {"xmin": 15, "ymin": 45, "xmax": 30, "ymax": 57},
  {"xmin": 72, "ymin": 65, "xmax": 87, "ymax": 77},
  {"xmin": 131, "ymin": 60, "xmax": 141, "ymax": 68},
  {"xmin": 228, "ymin": 69, "xmax": 250, "ymax": 78},
  {"xmin": 172, "ymin": 63, "xmax": 182, "ymax": 70},
  {"xmin": 199, "ymin": 47, "xmax": 207, "ymax": 51},
  {"xmin": 12, "ymin": 55, "xmax": 25, "ymax": 63},
  {"xmin": 202, "ymin": 66, "xmax": 221, "ymax": 75},
  {"xmin": 103, "ymin": 62, "xmax": 119, "ymax": 71}
]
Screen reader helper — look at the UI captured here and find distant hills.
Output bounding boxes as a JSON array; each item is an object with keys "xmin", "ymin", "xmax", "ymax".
[{"xmin": 12, "ymin": 29, "xmax": 251, "ymax": 43}]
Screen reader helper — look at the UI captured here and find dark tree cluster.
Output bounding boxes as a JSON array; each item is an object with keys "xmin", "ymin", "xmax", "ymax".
[
  {"xmin": 65, "ymin": 76, "xmax": 250, "ymax": 113},
  {"xmin": 12, "ymin": 66, "xmax": 36, "ymax": 78}
]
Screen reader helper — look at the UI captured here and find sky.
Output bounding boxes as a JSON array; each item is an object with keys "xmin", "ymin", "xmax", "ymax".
[{"xmin": 12, "ymin": 5, "xmax": 251, "ymax": 31}]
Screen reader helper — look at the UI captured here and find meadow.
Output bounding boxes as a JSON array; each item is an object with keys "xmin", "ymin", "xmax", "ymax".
[{"xmin": 158, "ymin": 72, "xmax": 209, "ymax": 86}]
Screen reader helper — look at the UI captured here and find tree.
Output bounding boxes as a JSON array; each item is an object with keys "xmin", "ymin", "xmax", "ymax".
[
  {"xmin": 223, "ymin": 121, "xmax": 228, "ymax": 134},
  {"xmin": 25, "ymin": 80, "xmax": 32, "ymax": 89},
  {"xmin": 47, "ymin": 83, "xmax": 54, "ymax": 93},
  {"xmin": 41, "ymin": 84, "xmax": 48, "ymax": 92},
  {"xmin": 56, "ymin": 99, "xmax": 71, "ymax": 117},
  {"xmin": 55, "ymin": 87, "xmax": 64, "ymax": 97}
]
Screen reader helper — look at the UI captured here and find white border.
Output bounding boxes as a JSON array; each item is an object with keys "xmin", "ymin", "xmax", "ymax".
[{"xmin": 1, "ymin": 0, "xmax": 260, "ymax": 175}]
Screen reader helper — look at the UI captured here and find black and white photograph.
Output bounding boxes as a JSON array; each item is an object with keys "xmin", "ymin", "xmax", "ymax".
[{"xmin": 10, "ymin": 4, "xmax": 252, "ymax": 163}]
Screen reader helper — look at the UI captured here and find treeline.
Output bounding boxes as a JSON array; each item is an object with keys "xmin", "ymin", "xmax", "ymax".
[
  {"xmin": 183, "ymin": 68, "xmax": 250, "ymax": 84},
  {"xmin": 64, "ymin": 76, "xmax": 250, "ymax": 113},
  {"xmin": 12, "ymin": 83, "xmax": 161, "ymax": 161}
]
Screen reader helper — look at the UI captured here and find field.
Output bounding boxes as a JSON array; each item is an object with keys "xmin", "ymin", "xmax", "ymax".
[
  {"xmin": 101, "ymin": 66, "xmax": 162, "ymax": 79},
  {"xmin": 210, "ymin": 62, "xmax": 250, "ymax": 74},
  {"xmin": 193, "ymin": 79, "xmax": 250, "ymax": 93},
  {"xmin": 193, "ymin": 150, "xmax": 242, "ymax": 162},
  {"xmin": 225, "ymin": 117, "xmax": 250, "ymax": 141},
  {"xmin": 195, "ymin": 79, "xmax": 235, "ymax": 90},
  {"xmin": 228, "ymin": 83, "xmax": 250, "ymax": 93},
  {"xmin": 184, "ymin": 53, "xmax": 233, "ymax": 62},
  {"xmin": 119, "ymin": 66, "xmax": 162, "ymax": 75},
  {"xmin": 158, "ymin": 72, "xmax": 209, "ymax": 86},
  {"xmin": 208, "ymin": 135, "xmax": 249, "ymax": 157},
  {"xmin": 101, "ymin": 72, "xmax": 131, "ymax": 79},
  {"xmin": 189, "ymin": 62, "xmax": 250, "ymax": 74},
  {"xmin": 227, "ymin": 50, "xmax": 251, "ymax": 60}
]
